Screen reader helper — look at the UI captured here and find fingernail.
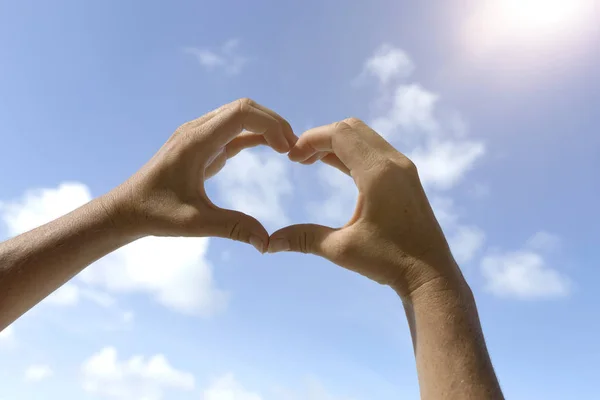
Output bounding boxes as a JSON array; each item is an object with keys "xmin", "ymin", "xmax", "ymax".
[
  {"xmin": 249, "ymin": 235, "xmax": 264, "ymax": 254},
  {"xmin": 268, "ymin": 238, "xmax": 290, "ymax": 253}
]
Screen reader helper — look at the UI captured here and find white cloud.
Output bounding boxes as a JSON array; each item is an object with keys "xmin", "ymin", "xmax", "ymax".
[
  {"xmin": 409, "ymin": 138, "xmax": 485, "ymax": 190},
  {"xmin": 80, "ymin": 287, "xmax": 118, "ymax": 308},
  {"xmin": 215, "ymin": 150, "xmax": 293, "ymax": 227},
  {"xmin": 431, "ymin": 197, "xmax": 485, "ymax": 265},
  {"xmin": 0, "ymin": 324, "xmax": 15, "ymax": 342},
  {"xmin": 0, "ymin": 182, "xmax": 92, "ymax": 236},
  {"xmin": 481, "ymin": 234, "xmax": 571, "ymax": 299},
  {"xmin": 81, "ymin": 236, "xmax": 228, "ymax": 316},
  {"xmin": 43, "ymin": 283, "xmax": 80, "ymax": 306},
  {"xmin": 526, "ymin": 231, "xmax": 561, "ymax": 252},
  {"xmin": 81, "ymin": 346, "xmax": 195, "ymax": 400},
  {"xmin": 302, "ymin": 378, "xmax": 355, "ymax": 400},
  {"xmin": 308, "ymin": 165, "xmax": 357, "ymax": 226},
  {"xmin": 1, "ymin": 183, "xmax": 228, "ymax": 317},
  {"xmin": 360, "ymin": 44, "xmax": 415, "ymax": 85},
  {"xmin": 184, "ymin": 39, "xmax": 247, "ymax": 75},
  {"xmin": 271, "ymin": 377, "xmax": 355, "ymax": 400},
  {"xmin": 201, "ymin": 374, "xmax": 354, "ymax": 400},
  {"xmin": 122, "ymin": 311, "xmax": 134, "ymax": 324},
  {"xmin": 448, "ymin": 225, "xmax": 486, "ymax": 264},
  {"xmin": 371, "ymin": 84, "xmax": 440, "ymax": 138},
  {"xmin": 24, "ymin": 364, "xmax": 53, "ymax": 382},
  {"xmin": 202, "ymin": 373, "xmax": 262, "ymax": 400},
  {"xmin": 429, "ymin": 196, "xmax": 460, "ymax": 228}
]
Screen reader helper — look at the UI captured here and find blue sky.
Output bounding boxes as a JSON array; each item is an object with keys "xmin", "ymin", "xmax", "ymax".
[{"xmin": 0, "ymin": 0, "xmax": 599, "ymax": 399}]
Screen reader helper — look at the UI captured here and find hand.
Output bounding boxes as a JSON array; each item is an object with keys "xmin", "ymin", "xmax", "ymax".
[
  {"xmin": 268, "ymin": 118, "xmax": 465, "ymax": 298},
  {"xmin": 104, "ymin": 98, "xmax": 296, "ymax": 253}
]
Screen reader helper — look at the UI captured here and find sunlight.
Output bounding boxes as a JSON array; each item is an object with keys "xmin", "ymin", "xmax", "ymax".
[
  {"xmin": 498, "ymin": 0, "xmax": 583, "ymax": 33},
  {"xmin": 464, "ymin": 0, "xmax": 596, "ymax": 55}
]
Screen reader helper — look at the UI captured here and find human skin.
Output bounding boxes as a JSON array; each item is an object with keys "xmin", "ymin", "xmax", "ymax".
[
  {"xmin": 0, "ymin": 103, "xmax": 503, "ymax": 399},
  {"xmin": 269, "ymin": 118, "xmax": 505, "ymax": 399},
  {"xmin": 0, "ymin": 98, "xmax": 296, "ymax": 328}
]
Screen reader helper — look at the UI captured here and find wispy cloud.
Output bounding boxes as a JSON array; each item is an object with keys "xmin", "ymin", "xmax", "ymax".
[
  {"xmin": 481, "ymin": 232, "xmax": 571, "ymax": 299},
  {"xmin": 448, "ymin": 224, "xmax": 486, "ymax": 265},
  {"xmin": 202, "ymin": 373, "xmax": 262, "ymax": 400},
  {"xmin": 357, "ymin": 44, "xmax": 415, "ymax": 86},
  {"xmin": 526, "ymin": 231, "xmax": 561, "ymax": 252},
  {"xmin": 184, "ymin": 39, "xmax": 247, "ymax": 75},
  {"xmin": 371, "ymin": 83, "xmax": 440, "ymax": 136},
  {"xmin": 81, "ymin": 347, "xmax": 195, "ymax": 400},
  {"xmin": 43, "ymin": 282, "xmax": 80, "ymax": 306},
  {"xmin": 0, "ymin": 324, "xmax": 15, "ymax": 344},
  {"xmin": 215, "ymin": 149, "xmax": 293, "ymax": 228},
  {"xmin": 24, "ymin": 364, "xmax": 53, "ymax": 382},
  {"xmin": 431, "ymin": 197, "xmax": 486, "ymax": 265},
  {"xmin": 409, "ymin": 139, "xmax": 485, "ymax": 190},
  {"xmin": 308, "ymin": 165, "xmax": 357, "ymax": 227}
]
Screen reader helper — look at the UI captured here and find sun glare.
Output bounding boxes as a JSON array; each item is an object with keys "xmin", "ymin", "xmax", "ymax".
[
  {"xmin": 499, "ymin": 0, "xmax": 582, "ymax": 32},
  {"xmin": 464, "ymin": 0, "xmax": 597, "ymax": 55}
]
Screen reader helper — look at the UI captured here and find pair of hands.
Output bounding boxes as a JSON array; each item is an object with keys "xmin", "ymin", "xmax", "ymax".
[{"xmin": 105, "ymin": 98, "xmax": 463, "ymax": 298}]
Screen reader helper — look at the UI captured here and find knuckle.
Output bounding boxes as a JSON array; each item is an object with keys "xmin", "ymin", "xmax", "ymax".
[
  {"xmin": 176, "ymin": 121, "xmax": 193, "ymax": 133},
  {"xmin": 333, "ymin": 120, "xmax": 353, "ymax": 132},
  {"xmin": 397, "ymin": 156, "xmax": 418, "ymax": 175},
  {"xmin": 236, "ymin": 97, "xmax": 255, "ymax": 112},
  {"xmin": 343, "ymin": 117, "xmax": 365, "ymax": 127}
]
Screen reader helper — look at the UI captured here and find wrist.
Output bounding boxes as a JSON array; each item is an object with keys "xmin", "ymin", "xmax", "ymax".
[
  {"xmin": 400, "ymin": 274, "xmax": 474, "ymax": 310},
  {"xmin": 390, "ymin": 247, "xmax": 469, "ymax": 299},
  {"xmin": 96, "ymin": 189, "xmax": 147, "ymax": 240}
]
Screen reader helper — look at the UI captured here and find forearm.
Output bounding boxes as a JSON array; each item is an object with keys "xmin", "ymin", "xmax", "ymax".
[
  {"xmin": 0, "ymin": 195, "xmax": 138, "ymax": 329},
  {"xmin": 402, "ymin": 277, "xmax": 504, "ymax": 400}
]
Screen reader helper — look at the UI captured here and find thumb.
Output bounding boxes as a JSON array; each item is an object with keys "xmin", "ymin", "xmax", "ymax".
[
  {"xmin": 204, "ymin": 208, "xmax": 269, "ymax": 254},
  {"xmin": 268, "ymin": 224, "xmax": 340, "ymax": 258}
]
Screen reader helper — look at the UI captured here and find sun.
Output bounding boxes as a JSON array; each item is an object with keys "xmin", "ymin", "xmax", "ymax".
[
  {"xmin": 495, "ymin": 0, "xmax": 584, "ymax": 33},
  {"xmin": 463, "ymin": 0, "xmax": 597, "ymax": 55}
]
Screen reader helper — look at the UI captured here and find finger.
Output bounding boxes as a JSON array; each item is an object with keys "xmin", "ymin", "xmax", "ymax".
[
  {"xmin": 204, "ymin": 150, "xmax": 227, "ymax": 179},
  {"xmin": 320, "ymin": 153, "xmax": 350, "ymax": 175},
  {"xmin": 249, "ymin": 102, "xmax": 298, "ymax": 147},
  {"xmin": 204, "ymin": 133, "xmax": 268, "ymax": 179},
  {"xmin": 185, "ymin": 103, "xmax": 228, "ymax": 129},
  {"xmin": 224, "ymin": 132, "xmax": 267, "ymax": 158},
  {"xmin": 205, "ymin": 99, "xmax": 289, "ymax": 153},
  {"xmin": 343, "ymin": 117, "xmax": 399, "ymax": 155},
  {"xmin": 268, "ymin": 224, "xmax": 342, "ymax": 259},
  {"xmin": 204, "ymin": 208, "xmax": 269, "ymax": 254},
  {"xmin": 288, "ymin": 119, "xmax": 380, "ymax": 182},
  {"xmin": 300, "ymin": 151, "xmax": 326, "ymax": 165}
]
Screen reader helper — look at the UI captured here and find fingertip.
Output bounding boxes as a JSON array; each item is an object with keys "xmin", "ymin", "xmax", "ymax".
[
  {"xmin": 250, "ymin": 235, "xmax": 265, "ymax": 254},
  {"xmin": 288, "ymin": 145, "xmax": 310, "ymax": 162},
  {"xmin": 267, "ymin": 237, "xmax": 291, "ymax": 253},
  {"xmin": 269, "ymin": 126, "xmax": 290, "ymax": 154},
  {"xmin": 275, "ymin": 142, "xmax": 290, "ymax": 154},
  {"xmin": 283, "ymin": 120, "xmax": 299, "ymax": 147}
]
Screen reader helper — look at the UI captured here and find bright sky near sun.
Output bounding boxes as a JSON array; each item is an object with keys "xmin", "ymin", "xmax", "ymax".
[{"xmin": 0, "ymin": 1, "xmax": 599, "ymax": 399}]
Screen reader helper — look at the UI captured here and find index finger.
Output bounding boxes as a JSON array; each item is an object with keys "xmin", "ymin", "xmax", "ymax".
[
  {"xmin": 288, "ymin": 119, "xmax": 380, "ymax": 179},
  {"xmin": 203, "ymin": 98, "xmax": 294, "ymax": 153}
]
